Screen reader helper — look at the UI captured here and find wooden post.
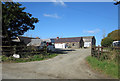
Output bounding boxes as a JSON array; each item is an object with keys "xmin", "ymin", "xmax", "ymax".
[
  {"xmin": 91, "ymin": 46, "xmax": 93, "ymax": 56},
  {"xmin": 101, "ymin": 47, "xmax": 103, "ymax": 56},
  {"xmin": 94, "ymin": 46, "xmax": 96, "ymax": 57},
  {"xmin": 98, "ymin": 45, "xmax": 100, "ymax": 59},
  {"xmin": 13, "ymin": 45, "xmax": 16, "ymax": 54}
]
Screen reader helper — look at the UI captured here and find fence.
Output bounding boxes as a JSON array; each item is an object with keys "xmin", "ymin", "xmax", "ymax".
[
  {"xmin": 91, "ymin": 46, "xmax": 120, "ymax": 60},
  {"xmin": 0, "ymin": 45, "xmax": 47, "ymax": 57}
]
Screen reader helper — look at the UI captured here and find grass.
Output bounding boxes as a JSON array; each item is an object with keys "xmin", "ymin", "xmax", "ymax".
[
  {"xmin": 86, "ymin": 56, "xmax": 118, "ymax": 78},
  {"xmin": 2, "ymin": 53, "xmax": 58, "ymax": 63}
]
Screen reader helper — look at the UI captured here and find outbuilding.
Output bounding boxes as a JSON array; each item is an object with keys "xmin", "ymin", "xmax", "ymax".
[
  {"xmin": 83, "ymin": 36, "xmax": 96, "ymax": 48},
  {"xmin": 54, "ymin": 37, "xmax": 84, "ymax": 49}
]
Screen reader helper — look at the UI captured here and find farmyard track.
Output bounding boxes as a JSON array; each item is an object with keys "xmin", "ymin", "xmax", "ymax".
[{"xmin": 2, "ymin": 48, "xmax": 110, "ymax": 79}]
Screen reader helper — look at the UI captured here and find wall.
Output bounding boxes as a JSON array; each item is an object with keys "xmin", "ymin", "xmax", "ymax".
[
  {"xmin": 55, "ymin": 42, "xmax": 82, "ymax": 49},
  {"xmin": 55, "ymin": 43, "xmax": 66, "ymax": 49},
  {"xmin": 84, "ymin": 42, "xmax": 91, "ymax": 47},
  {"xmin": 66, "ymin": 42, "xmax": 80, "ymax": 48}
]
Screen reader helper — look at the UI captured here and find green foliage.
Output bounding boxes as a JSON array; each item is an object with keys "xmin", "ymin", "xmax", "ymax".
[
  {"xmin": 101, "ymin": 29, "xmax": 120, "ymax": 47},
  {"xmin": 86, "ymin": 56, "xmax": 118, "ymax": 78},
  {"xmin": 101, "ymin": 37, "xmax": 113, "ymax": 47},
  {"xmin": 2, "ymin": 53, "xmax": 58, "ymax": 63},
  {"xmin": 107, "ymin": 29, "xmax": 120, "ymax": 41},
  {"xmin": 2, "ymin": 2, "xmax": 39, "ymax": 45},
  {"xmin": 99, "ymin": 49, "xmax": 118, "ymax": 62}
]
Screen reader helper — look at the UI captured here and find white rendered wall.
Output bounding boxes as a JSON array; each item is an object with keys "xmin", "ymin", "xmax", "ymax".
[
  {"xmin": 55, "ymin": 43, "xmax": 66, "ymax": 49},
  {"xmin": 84, "ymin": 42, "xmax": 91, "ymax": 47}
]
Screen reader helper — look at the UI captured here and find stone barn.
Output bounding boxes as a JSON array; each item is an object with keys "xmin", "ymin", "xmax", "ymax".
[{"xmin": 54, "ymin": 37, "xmax": 84, "ymax": 49}]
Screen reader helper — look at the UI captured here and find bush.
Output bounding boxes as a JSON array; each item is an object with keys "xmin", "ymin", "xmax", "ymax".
[
  {"xmin": 101, "ymin": 37, "xmax": 113, "ymax": 47},
  {"xmin": 2, "ymin": 53, "xmax": 57, "ymax": 63},
  {"xmin": 107, "ymin": 29, "xmax": 120, "ymax": 41}
]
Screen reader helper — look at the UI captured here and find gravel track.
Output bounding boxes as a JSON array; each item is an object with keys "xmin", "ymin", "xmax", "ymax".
[{"xmin": 2, "ymin": 48, "xmax": 110, "ymax": 79}]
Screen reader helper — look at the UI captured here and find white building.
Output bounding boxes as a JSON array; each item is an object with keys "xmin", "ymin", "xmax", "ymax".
[
  {"xmin": 55, "ymin": 43, "xmax": 66, "ymax": 49},
  {"xmin": 83, "ymin": 36, "xmax": 96, "ymax": 48}
]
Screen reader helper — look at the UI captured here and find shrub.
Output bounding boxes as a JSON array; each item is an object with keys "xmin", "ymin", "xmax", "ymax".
[
  {"xmin": 2, "ymin": 53, "xmax": 57, "ymax": 63},
  {"xmin": 101, "ymin": 37, "xmax": 113, "ymax": 47}
]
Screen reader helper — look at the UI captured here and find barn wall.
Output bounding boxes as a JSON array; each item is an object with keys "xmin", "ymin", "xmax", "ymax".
[
  {"xmin": 66, "ymin": 42, "xmax": 80, "ymax": 48},
  {"xmin": 55, "ymin": 43, "xmax": 66, "ymax": 49},
  {"xmin": 55, "ymin": 42, "xmax": 83, "ymax": 49}
]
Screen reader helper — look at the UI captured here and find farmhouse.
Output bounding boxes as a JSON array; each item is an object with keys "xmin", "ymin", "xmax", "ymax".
[{"xmin": 54, "ymin": 37, "xmax": 84, "ymax": 49}]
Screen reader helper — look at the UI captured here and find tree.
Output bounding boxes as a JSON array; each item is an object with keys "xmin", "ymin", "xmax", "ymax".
[
  {"xmin": 2, "ymin": 2, "xmax": 39, "ymax": 45},
  {"xmin": 107, "ymin": 29, "xmax": 120, "ymax": 41},
  {"xmin": 101, "ymin": 29, "xmax": 120, "ymax": 47},
  {"xmin": 101, "ymin": 37, "xmax": 113, "ymax": 47},
  {"xmin": 114, "ymin": 1, "xmax": 120, "ymax": 5}
]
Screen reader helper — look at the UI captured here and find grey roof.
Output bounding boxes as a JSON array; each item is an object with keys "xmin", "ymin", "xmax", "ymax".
[
  {"xmin": 54, "ymin": 36, "xmax": 95, "ymax": 43},
  {"xmin": 55, "ymin": 37, "xmax": 82, "ymax": 43},
  {"xmin": 18, "ymin": 36, "xmax": 39, "ymax": 45},
  {"xmin": 42, "ymin": 39, "xmax": 51, "ymax": 42},
  {"xmin": 83, "ymin": 36, "xmax": 95, "ymax": 42},
  {"xmin": 27, "ymin": 39, "xmax": 43, "ymax": 46},
  {"xmin": 42, "ymin": 39, "xmax": 55, "ymax": 43},
  {"xmin": 82, "ymin": 36, "xmax": 94, "ymax": 39}
]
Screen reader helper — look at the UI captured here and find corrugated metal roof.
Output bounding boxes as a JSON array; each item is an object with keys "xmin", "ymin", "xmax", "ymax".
[
  {"xmin": 18, "ymin": 36, "xmax": 31, "ymax": 44},
  {"xmin": 27, "ymin": 39, "xmax": 42, "ymax": 46},
  {"xmin": 18, "ymin": 36, "xmax": 39, "ymax": 44},
  {"xmin": 42, "ymin": 39, "xmax": 51, "ymax": 42}
]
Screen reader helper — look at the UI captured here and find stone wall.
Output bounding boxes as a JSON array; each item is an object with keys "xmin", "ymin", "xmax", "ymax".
[{"xmin": 66, "ymin": 42, "xmax": 81, "ymax": 48}]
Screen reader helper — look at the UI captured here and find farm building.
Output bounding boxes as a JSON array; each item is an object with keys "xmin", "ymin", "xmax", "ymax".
[
  {"xmin": 27, "ymin": 39, "xmax": 43, "ymax": 46},
  {"xmin": 83, "ymin": 36, "xmax": 96, "ymax": 47},
  {"xmin": 42, "ymin": 38, "xmax": 55, "ymax": 44},
  {"xmin": 12, "ymin": 36, "xmax": 41, "ymax": 46},
  {"xmin": 11, "ymin": 36, "xmax": 96, "ymax": 48},
  {"xmin": 54, "ymin": 37, "xmax": 84, "ymax": 49}
]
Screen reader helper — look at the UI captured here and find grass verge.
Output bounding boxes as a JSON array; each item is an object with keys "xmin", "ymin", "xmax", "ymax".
[
  {"xmin": 86, "ymin": 56, "xmax": 118, "ymax": 78},
  {"xmin": 2, "ymin": 53, "xmax": 58, "ymax": 63}
]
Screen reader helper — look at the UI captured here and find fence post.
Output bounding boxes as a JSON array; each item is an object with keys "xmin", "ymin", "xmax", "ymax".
[
  {"xmin": 101, "ymin": 47, "xmax": 103, "ymax": 56},
  {"xmin": 91, "ymin": 46, "xmax": 93, "ymax": 56},
  {"xmin": 95, "ymin": 46, "xmax": 96, "ymax": 57},
  {"xmin": 98, "ymin": 45, "xmax": 100, "ymax": 59},
  {"xmin": 13, "ymin": 45, "xmax": 16, "ymax": 54}
]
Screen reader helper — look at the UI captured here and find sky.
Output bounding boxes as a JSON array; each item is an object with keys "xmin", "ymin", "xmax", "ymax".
[{"xmin": 19, "ymin": 2, "xmax": 118, "ymax": 45}]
